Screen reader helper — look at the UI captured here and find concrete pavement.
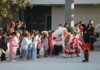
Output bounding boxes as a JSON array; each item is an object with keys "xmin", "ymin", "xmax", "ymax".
[{"xmin": 0, "ymin": 51, "xmax": 100, "ymax": 70}]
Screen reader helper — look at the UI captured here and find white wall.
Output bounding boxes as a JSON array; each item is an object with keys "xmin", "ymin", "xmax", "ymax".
[
  {"xmin": 28, "ymin": 0, "xmax": 100, "ymax": 4},
  {"xmin": 52, "ymin": 6, "xmax": 65, "ymax": 30},
  {"xmin": 51, "ymin": 5, "xmax": 100, "ymax": 32},
  {"xmin": 75, "ymin": 0, "xmax": 100, "ymax": 4}
]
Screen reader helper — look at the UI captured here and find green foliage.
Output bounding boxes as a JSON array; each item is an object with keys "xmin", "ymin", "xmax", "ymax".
[
  {"xmin": 16, "ymin": 0, "xmax": 33, "ymax": 8},
  {"xmin": 0, "ymin": 0, "xmax": 33, "ymax": 20}
]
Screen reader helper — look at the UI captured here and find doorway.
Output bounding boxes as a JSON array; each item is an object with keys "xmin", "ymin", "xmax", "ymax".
[
  {"xmin": 45, "ymin": 14, "xmax": 51, "ymax": 30},
  {"xmin": 21, "ymin": 6, "xmax": 51, "ymax": 32}
]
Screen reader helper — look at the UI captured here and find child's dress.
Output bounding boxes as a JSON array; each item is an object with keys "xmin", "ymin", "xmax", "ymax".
[
  {"xmin": 9, "ymin": 36, "xmax": 19, "ymax": 61},
  {"xmin": 48, "ymin": 36, "xmax": 54, "ymax": 56}
]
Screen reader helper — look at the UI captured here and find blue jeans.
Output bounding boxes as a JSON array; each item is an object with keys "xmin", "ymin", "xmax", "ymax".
[
  {"xmin": 27, "ymin": 49, "xmax": 32, "ymax": 59},
  {"xmin": 27, "ymin": 44, "xmax": 33, "ymax": 59},
  {"xmin": 32, "ymin": 43, "xmax": 37, "ymax": 60},
  {"xmin": 21, "ymin": 49, "xmax": 28, "ymax": 59}
]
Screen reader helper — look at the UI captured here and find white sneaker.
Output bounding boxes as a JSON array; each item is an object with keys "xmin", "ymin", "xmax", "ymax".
[
  {"xmin": 2, "ymin": 61, "xmax": 6, "ymax": 63},
  {"xmin": 63, "ymin": 54, "xmax": 70, "ymax": 58},
  {"xmin": 12, "ymin": 60, "xmax": 16, "ymax": 62}
]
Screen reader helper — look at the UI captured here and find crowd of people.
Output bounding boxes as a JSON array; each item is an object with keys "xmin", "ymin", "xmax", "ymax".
[{"xmin": 0, "ymin": 20, "xmax": 96, "ymax": 62}]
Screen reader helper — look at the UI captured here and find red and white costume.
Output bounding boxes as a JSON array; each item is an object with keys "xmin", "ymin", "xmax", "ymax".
[{"xmin": 64, "ymin": 33, "xmax": 83, "ymax": 57}]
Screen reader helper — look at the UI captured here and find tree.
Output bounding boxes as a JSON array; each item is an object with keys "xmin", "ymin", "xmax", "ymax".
[{"xmin": 0, "ymin": 0, "xmax": 33, "ymax": 20}]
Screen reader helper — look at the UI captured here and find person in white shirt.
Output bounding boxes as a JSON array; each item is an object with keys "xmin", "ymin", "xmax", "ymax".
[
  {"xmin": 21, "ymin": 34, "xmax": 30, "ymax": 60},
  {"xmin": 53, "ymin": 24, "xmax": 67, "ymax": 56}
]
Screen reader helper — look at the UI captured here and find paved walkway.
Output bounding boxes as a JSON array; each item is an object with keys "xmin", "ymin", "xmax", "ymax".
[{"xmin": 0, "ymin": 51, "xmax": 100, "ymax": 70}]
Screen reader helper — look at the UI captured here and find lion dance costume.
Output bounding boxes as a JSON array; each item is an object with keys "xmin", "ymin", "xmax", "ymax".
[{"xmin": 64, "ymin": 32, "xmax": 83, "ymax": 58}]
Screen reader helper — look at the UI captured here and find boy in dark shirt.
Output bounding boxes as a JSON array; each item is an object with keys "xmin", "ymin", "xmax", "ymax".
[{"xmin": 0, "ymin": 32, "xmax": 8, "ymax": 61}]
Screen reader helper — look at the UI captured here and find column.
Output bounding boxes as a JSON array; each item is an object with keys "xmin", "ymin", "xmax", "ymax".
[{"xmin": 65, "ymin": 0, "xmax": 74, "ymax": 27}]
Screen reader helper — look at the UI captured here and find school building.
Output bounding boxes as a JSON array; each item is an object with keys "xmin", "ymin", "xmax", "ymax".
[{"xmin": 1, "ymin": 0, "xmax": 100, "ymax": 33}]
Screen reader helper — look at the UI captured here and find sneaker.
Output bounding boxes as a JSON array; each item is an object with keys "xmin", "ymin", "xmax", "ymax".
[
  {"xmin": 2, "ymin": 61, "xmax": 6, "ymax": 63},
  {"xmin": 63, "ymin": 54, "xmax": 69, "ymax": 58},
  {"xmin": 12, "ymin": 60, "xmax": 16, "ymax": 62},
  {"xmin": 22, "ymin": 58, "xmax": 27, "ymax": 61}
]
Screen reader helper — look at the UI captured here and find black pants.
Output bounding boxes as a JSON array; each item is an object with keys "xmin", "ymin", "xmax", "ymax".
[
  {"xmin": 16, "ymin": 48, "xmax": 21, "ymax": 55},
  {"xmin": 1, "ymin": 52, "xmax": 6, "ymax": 61},
  {"xmin": 37, "ymin": 48, "xmax": 40, "ymax": 55},
  {"xmin": 53, "ymin": 45, "xmax": 63, "ymax": 56},
  {"xmin": 91, "ymin": 42, "xmax": 94, "ymax": 50},
  {"xmin": 84, "ymin": 50, "xmax": 89, "ymax": 60}
]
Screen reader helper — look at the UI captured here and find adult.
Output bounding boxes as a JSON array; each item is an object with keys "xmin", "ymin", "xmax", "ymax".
[
  {"xmin": 7, "ymin": 22, "xmax": 15, "ymax": 36},
  {"xmin": 82, "ymin": 23, "xmax": 91, "ymax": 62},
  {"xmin": 64, "ymin": 23, "xmax": 74, "ymax": 34},
  {"xmin": 53, "ymin": 24, "xmax": 67, "ymax": 56},
  {"xmin": 87, "ymin": 22, "xmax": 95, "ymax": 50}
]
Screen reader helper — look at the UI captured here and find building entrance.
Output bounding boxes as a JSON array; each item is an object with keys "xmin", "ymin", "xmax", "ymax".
[{"xmin": 20, "ymin": 6, "xmax": 51, "ymax": 31}]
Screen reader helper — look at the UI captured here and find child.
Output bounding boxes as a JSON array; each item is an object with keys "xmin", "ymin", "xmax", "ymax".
[
  {"xmin": 41, "ymin": 33, "xmax": 49, "ymax": 57},
  {"xmin": 37, "ymin": 35, "xmax": 42, "ymax": 58},
  {"xmin": 48, "ymin": 32, "xmax": 54, "ymax": 56},
  {"xmin": 21, "ymin": 34, "xmax": 30, "ymax": 60},
  {"xmin": 9, "ymin": 32, "xmax": 19, "ymax": 62},
  {"xmin": 0, "ymin": 32, "xmax": 8, "ymax": 62},
  {"xmin": 27, "ymin": 33, "xmax": 33, "ymax": 59},
  {"xmin": 32, "ymin": 37, "xmax": 37, "ymax": 60}
]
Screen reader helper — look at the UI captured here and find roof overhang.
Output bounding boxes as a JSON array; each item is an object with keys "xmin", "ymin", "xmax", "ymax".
[{"xmin": 28, "ymin": 0, "xmax": 100, "ymax": 5}]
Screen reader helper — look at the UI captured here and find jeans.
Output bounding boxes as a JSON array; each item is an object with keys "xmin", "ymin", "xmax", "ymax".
[
  {"xmin": 27, "ymin": 44, "xmax": 33, "ymax": 59},
  {"xmin": 21, "ymin": 49, "xmax": 28, "ymax": 59},
  {"xmin": 27, "ymin": 49, "xmax": 32, "ymax": 59},
  {"xmin": 32, "ymin": 43, "xmax": 37, "ymax": 60}
]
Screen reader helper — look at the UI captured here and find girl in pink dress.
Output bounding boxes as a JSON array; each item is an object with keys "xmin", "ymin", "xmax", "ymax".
[
  {"xmin": 48, "ymin": 32, "xmax": 54, "ymax": 56},
  {"xmin": 9, "ymin": 32, "xmax": 19, "ymax": 62}
]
